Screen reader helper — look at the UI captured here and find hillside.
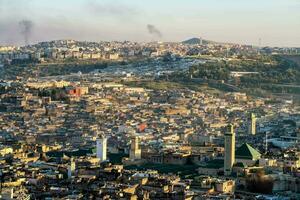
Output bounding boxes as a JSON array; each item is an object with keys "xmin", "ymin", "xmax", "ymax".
[
  {"xmin": 182, "ymin": 37, "xmax": 226, "ymax": 45},
  {"xmin": 281, "ymin": 55, "xmax": 300, "ymax": 68}
]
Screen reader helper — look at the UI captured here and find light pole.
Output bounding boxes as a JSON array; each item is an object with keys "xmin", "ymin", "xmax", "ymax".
[
  {"xmin": 265, "ymin": 131, "xmax": 268, "ymax": 154},
  {"xmin": 0, "ymin": 169, "xmax": 3, "ymax": 198}
]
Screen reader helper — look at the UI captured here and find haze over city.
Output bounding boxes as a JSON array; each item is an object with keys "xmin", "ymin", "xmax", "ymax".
[{"xmin": 0, "ymin": 0, "xmax": 300, "ymax": 47}]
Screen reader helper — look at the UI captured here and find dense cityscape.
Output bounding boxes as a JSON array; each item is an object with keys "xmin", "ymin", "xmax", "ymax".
[
  {"xmin": 0, "ymin": 0, "xmax": 300, "ymax": 200},
  {"xmin": 0, "ymin": 37, "xmax": 299, "ymax": 200}
]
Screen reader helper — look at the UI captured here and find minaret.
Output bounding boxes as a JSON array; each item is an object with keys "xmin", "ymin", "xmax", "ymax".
[
  {"xmin": 199, "ymin": 37, "xmax": 203, "ymax": 45},
  {"xmin": 248, "ymin": 113, "xmax": 256, "ymax": 135},
  {"xmin": 129, "ymin": 136, "xmax": 141, "ymax": 160},
  {"xmin": 68, "ymin": 157, "xmax": 76, "ymax": 179},
  {"xmin": 224, "ymin": 124, "xmax": 235, "ymax": 176},
  {"xmin": 96, "ymin": 135, "xmax": 107, "ymax": 162}
]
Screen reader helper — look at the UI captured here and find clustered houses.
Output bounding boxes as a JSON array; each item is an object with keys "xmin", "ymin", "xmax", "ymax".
[
  {"xmin": 1, "ymin": 39, "xmax": 299, "ymax": 66},
  {"xmin": 0, "ymin": 69, "xmax": 299, "ymax": 199},
  {"xmin": 0, "ymin": 40, "xmax": 174, "ymax": 64}
]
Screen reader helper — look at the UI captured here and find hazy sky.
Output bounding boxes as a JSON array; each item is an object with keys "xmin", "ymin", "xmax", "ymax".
[{"xmin": 0, "ymin": 0, "xmax": 300, "ymax": 46}]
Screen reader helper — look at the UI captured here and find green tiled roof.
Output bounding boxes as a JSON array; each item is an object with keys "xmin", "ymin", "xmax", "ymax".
[{"xmin": 235, "ymin": 143, "xmax": 261, "ymax": 160}]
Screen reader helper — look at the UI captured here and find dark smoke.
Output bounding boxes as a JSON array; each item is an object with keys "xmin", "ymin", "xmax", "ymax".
[
  {"xmin": 147, "ymin": 24, "xmax": 162, "ymax": 38},
  {"xmin": 19, "ymin": 20, "xmax": 34, "ymax": 45}
]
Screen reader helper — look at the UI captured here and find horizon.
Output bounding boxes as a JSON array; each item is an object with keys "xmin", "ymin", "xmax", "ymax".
[
  {"xmin": 2, "ymin": 37, "xmax": 300, "ymax": 49},
  {"xmin": 0, "ymin": 0, "xmax": 300, "ymax": 47}
]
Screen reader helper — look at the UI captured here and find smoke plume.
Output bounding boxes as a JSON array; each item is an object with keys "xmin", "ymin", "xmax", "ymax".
[
  {"xmin": 147, "ymin": 24, "xmax": 162, "ymax": 38},
  {"xmin": 19, "ymin": 20, "xmax": 34, "ymax": 45}
]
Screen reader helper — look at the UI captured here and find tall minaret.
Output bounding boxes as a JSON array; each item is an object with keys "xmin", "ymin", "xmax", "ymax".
[
  {"xmin": 199, "ymin": 37, "xmax": 203, "ymax": 45},
  {"xmin": 96, "ymin": 135, "xmax": 107, "ymax": 162},
  {"xmin": 129, "ymin": 136, "xmax": 141, "ymax": 160},
  {"xmin": 68, "ymin": 157, "xmax": 76, "ymax": 179},
  {"xmin": 248, "ymin": 113, "xmax": 256, "ymax": 135},
  {"xmin": 224, "ymin": 124, "xmax": 235, "ymax": 176}
]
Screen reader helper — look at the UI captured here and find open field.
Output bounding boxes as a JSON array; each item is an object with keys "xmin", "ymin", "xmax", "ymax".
[{"xmin": 123, "ymin": 80, "xmax": 223, "ymax": 95}]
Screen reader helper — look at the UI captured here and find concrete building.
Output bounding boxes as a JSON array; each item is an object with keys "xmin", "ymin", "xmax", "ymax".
[
  {"xmin": 215, "ymin": 179, "xmax": 235, "ymax": 194},
  {"xmin": 224, "ymin": 124, "xmax": 235, "ymax": 176},
  {"xmin": 248, "ymin": 113, "xmax": 256, "ymax": 135},
  {"xmin": 96, "ymin": 135, "xmax": 107, "ymax": 162},
  {"xmin": 129, "ymin": 136, "xmax": 141, "ymax": 160}
]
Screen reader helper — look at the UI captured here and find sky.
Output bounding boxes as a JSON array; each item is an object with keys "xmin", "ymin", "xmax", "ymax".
[{"xmin": 0, "ymin": 0, "xmax": 300, "ymax": 47}]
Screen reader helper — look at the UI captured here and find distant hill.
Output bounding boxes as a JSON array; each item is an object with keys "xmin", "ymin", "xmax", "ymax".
[
  {"xmin": 182, "ymin": 37, "xmax": 232, "ymax": 45},
  {"xmin": 182, "ymin": 38, "xmax": 212, "ymax": 45}
]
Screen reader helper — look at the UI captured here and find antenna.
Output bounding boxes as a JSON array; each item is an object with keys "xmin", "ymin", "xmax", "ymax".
[{"xmin": 259, "ymin": 38, "xmax": 262, "ymax": 47}]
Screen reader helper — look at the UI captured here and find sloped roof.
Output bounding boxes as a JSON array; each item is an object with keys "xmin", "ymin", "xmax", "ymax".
[{"xmin": 235, "ymin": 143, "xmax": 261, "ymax": 160}]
